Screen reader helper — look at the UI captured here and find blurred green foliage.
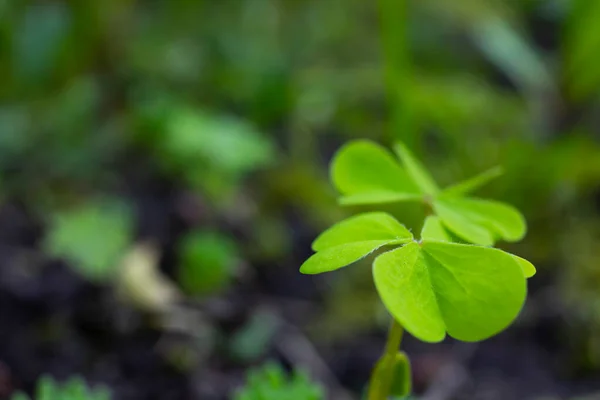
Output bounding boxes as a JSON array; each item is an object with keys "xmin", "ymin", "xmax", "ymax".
[
  {"xmin": 229, "ymin": 309, "xmax": 280, "ymax": 363},
  {"xmin": 233, "ymin": 363, "xmax": 324, "ymax": 400},
  {"xmin": 44, "ymin": 199, "xmax": 133, "ymax": 281},
  {"xmin": 1, "ymin": 0, "xmax": 600, "ymax": 395},
  {"xmin": 11, "ymin": 375, "xmax": 111, "ymax": 400},
  {"xmin": 136, "ymin": 104, "xmax": 276, "ymax": 202},
  {"xmin": 177, "ymin": 230, "xmax": 239, "ymax": 296}
]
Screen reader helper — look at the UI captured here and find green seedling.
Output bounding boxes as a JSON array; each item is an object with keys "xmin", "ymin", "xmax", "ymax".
[
  {"xmin": 300, "ymin": 140, "xmax": 535, "ymax": 399},
  {"xmin": 11, "ymin": 375, "xmax": 111, "ymax": 400},
  {"xmin": 233, "ymin": 362, "xmax": 324, "ymax": 400}
]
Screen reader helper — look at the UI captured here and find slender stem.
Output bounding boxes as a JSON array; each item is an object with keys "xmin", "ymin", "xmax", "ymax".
[
  {"xmin": 384, "ymin": 319, "xmax": 404, "ymax": 356},
  {"xmin": 367, "ymin": 319, "xmax": 404, "ymax": 400}
]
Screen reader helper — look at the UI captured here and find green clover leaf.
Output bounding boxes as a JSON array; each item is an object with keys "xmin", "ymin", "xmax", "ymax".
[
  {"xmin": 420, "ymin": 216, "xmax": 452, "ymax": 242},
  {"xmin": 300, "ymin": 212, "xmax": 413, "ymax": 274},
  {"xmin": 330, "ymin": 139, "xmax": 526, "ymax": 247},
  {"xmin": 331, "ymin": 140, "xmax": 421, "ymax": 205},
  {"xmin": 512, "ymin": 254, "xmax": 536, "ymax": 279},
  {"xmin": 433, "ymin": 196, "xmax": 526, "ymax": 245},
  {"xmin": 421, "ymin": 216, "xmax": 535, "ymax": 278},
  {"xmin": 442, "ymin": 166, "xmax": 503, "ymax": 196},
  {"xmin": 373, "ymin": 241, "xmax": 527, "ymax": 343},
  {"xmin": 393, "ymin": 142, "xmax": 439, "ymax": 195}
]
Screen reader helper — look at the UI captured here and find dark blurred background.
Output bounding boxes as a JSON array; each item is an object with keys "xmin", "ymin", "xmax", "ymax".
[{"xmin": 1, "ymin": 0, "xmax": 600, "ymax": 399}]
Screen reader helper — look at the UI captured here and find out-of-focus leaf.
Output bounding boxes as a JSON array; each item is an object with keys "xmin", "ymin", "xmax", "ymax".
[
  {"xmin": 16, "ymin": 375, "xmax": 112, "ymax": 400},
  {"xmin": 62, "ymin": 377, "xmax": 87, "ymax": 399},
  {"xmin": 14, "ymin": 3, "xmax": 70, "ymax": 81},
  {"xmin": 229, "ymin": 308, "xmax": 279, "ymax": 362},
  {"xmin": 177, "ymin": 230, "xmax": 239, "ymax": 296},
  {"xmin": 419, "ymin": 0, "xmax": 551, "ymax": 94},
  {"xmin": 410, "ymin": 74, "xmax": 529, "ymax": 178},
  {"xmin": 164, "ymin": 108, "xmax": 275, "ymax": 175},
  {"xmin": 48, "ymin": 77, "xmax": 100, "ymax": 133},
  {"xmin": 36, "ymin": 375, "xmax": 57, "ymax": 400},
  {"xmin": 250, "ymin": 216, "xmax": 292, "ymax": 261},
  {"xmin": 44, "ymin": 200, "xmax": 133, "ymax": 281},
  {"xmin": 564, "ymin": 0, "xmax": 600, "ymax": 101},
  {"xmin": 0, "ymin": 107, "xmax": 30, "ymax": 164},
  {"xmin": 142, "ymin": 106, "xmax": 276, "ymax": 200},
  {"xmin": 234, "ymin": 362, "xmax": 324, "ymax": 400},
  {"xmin": 472, "ymin": 17, "xmax": 552, "ymax": 94},
  {"xmin": 418, "ymin": 0, "xmax": 504, "ymax": 26}
]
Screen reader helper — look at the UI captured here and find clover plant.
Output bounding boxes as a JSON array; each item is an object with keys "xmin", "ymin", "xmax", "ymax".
[{"xmin": 300, "ymin": 140, "xmax": 535, "ymax": 399}]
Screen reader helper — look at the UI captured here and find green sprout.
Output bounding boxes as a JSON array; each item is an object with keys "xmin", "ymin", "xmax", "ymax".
[{"xmin": 300, "ymin": 140, "xmax": 535, "ymax": 399}]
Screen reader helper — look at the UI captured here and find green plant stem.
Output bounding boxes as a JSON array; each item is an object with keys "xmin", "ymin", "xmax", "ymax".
[
  {"xmin": 385, "ymin": 319, "xmax": 404, "ymax": 355},
  {"xmin": 367, "ymin": 319, "xmax": 404, "ymax": 400}
]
